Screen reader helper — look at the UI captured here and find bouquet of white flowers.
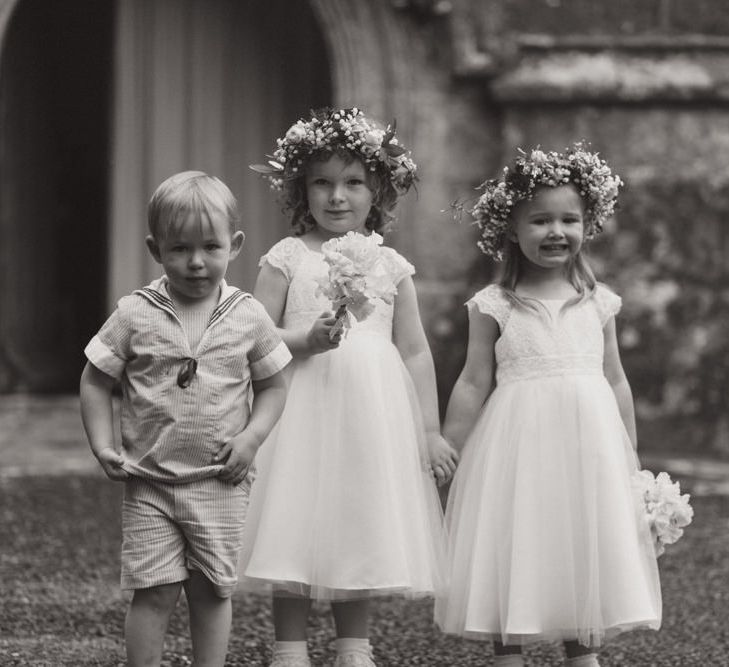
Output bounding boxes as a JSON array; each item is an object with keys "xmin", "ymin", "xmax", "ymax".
[
  {"xmin": 316, "ymin": 231, "xmax": 398, "ymax": 341},
  {"xmin": 633, "ymin": 469, "xmax": 694, "ymax": 557}
]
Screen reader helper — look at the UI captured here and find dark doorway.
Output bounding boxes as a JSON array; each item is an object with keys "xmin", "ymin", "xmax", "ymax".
[{"xmin": 0, "ymin": 0, "xmax": 113, "ymax": 391}]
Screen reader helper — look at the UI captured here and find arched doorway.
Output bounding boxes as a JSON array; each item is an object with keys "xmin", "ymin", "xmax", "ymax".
[
  {"xmin": 0, "ymin": 0, "xmax": 332, "ymax": 392},
  {"xmin": 108, "ymin": 0, "xmax": 333, "ymax": 303},
  {"xmin": 0, "ymin": 0, "xmax": 113, "ymax": 392}
]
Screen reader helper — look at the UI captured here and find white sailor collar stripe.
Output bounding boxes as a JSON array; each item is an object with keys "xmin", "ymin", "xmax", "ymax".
[{"xmin": 134, "ymin": 276, "xmax": 249, "ymax": 326}]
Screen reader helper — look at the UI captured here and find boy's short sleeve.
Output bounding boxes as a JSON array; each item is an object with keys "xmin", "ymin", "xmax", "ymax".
[
  {"xmin": 466, "ymin": 284, "xmax": 511, "ymax": 331},
  {"xmin": 84, "ymin": 301, "xmax": 133, "ymax": 380},
  {"xmin": 593, "ymin": 284, "xmax": 622, "ymax": 326},
  {"xmin": 259, "ymin": 237, "xmax": 306, "ymax": 283},
  {"xmin": 246, "ymin": 298, "xmax": 292, "ymax": 380}
]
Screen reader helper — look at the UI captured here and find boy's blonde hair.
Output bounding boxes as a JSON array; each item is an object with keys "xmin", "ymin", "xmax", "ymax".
[{"xmin": 148, "ymin": 171, "xmax": 240, "ymax": 239}]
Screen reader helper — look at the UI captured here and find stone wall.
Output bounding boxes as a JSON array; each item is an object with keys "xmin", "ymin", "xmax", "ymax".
[
  {"xmin": 427, "ymin": 0, "xmax": 729, "ymax": 455},
  {"xmin": 313, "ymin": 0, "xmax": 729, "ymax": 455}
]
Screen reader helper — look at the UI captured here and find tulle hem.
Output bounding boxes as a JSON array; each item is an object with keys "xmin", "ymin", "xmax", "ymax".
[
  {"xmin": 436, "ymin": 616, "xmax": 661, "ymax": 648},
  {"xmin": 241, "ymin": 576, "xmax": 439, "ymax": 602}
]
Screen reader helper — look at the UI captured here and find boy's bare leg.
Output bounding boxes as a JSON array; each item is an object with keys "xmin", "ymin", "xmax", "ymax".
[
  {"xmin": 185, "ymin": 570, "xmax": 232, "ymax": 667},
  {"xmin": 126, "ymin": 582, "xmax": 182, "ymax": 667}
]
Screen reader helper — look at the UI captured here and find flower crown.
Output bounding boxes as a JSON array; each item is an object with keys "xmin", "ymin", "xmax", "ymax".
[
  {"xmin": 250, "ymin": 107, "xmax": 418, "ymax": 193},
  {"xmin": 469, "ymin": 142, "xmax": 623, "ymax": 260}
]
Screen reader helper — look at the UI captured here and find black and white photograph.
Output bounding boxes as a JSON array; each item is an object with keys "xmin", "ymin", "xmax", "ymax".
[{"xmin": 0, "ymin": 1, "xmax": 727, "ymax": 665}]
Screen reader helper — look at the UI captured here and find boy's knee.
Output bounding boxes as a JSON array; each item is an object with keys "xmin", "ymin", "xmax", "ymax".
[
  {"xmin": 184, "ymin": 569, "xmax": 235, "ymax": 601},
  {"xmin": 132, "ymin": 582, "xmax": 182, "ymax": 613}
]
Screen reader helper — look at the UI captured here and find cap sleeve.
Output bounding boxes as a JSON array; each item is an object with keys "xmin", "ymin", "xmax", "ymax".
[
  {"xmin": 466, "ymin": 284, "xmax": 511, "ymax": 330},
  {"xmin": 259, "ymin": 237, "xmax": 306, "ymax": 283},
  {"xmin": 381, "ymin": 246, "xmax": 415, "ymax": 285},
  {"xmin": 593, "ymin": 283, "xmax": 622, "ymax": 326}
]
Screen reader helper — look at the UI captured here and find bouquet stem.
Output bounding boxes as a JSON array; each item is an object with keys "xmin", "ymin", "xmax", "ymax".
[{"xmin": 329, "ymin": 303, "xmax": 348, "ymax": 341}]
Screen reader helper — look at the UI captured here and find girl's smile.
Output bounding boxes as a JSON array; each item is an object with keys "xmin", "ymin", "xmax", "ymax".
[
  {"xmin": 509, "ymin": 184, "xmax": 585, "ymax": 273},
  {"xmin": 324, "ymin": 208, "xmax": 353, "ymax": 219}
]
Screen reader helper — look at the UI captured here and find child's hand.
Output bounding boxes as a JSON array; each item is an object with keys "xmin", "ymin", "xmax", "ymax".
[
  {"xmin": 306, "ymin": 311, "xmax": 342, "ymax": 353},
  {"xmin": 427, "ymin": 433, "xmax": 459, "ymax": 486},
  {"xmin": 215, "ymin": 432, "xmax": 258, "ymax": 485},
  {"xmin": 95, "ymin": 447, "xmax": 129, "ymax": 481}
]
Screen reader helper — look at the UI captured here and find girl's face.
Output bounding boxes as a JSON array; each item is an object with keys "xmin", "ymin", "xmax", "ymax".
[
  {"xmin": 146, "ymin": 210, "xmax": 244, "ymax": 305},
  {"xmin": 305, "ymin": 155, "xmax": 374, "ymax": 237},
  {"xmin": 509, "ymin": 184, "xmax": 585, "ymax": 273}
]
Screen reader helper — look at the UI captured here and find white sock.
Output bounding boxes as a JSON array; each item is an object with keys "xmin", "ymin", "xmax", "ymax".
[
  {"xmin": 493, "ymin": 655, "xmax": 524, "ymax": 667},
  {"xmin": 565, "ymin": 655, "xmax": 600, "ymax": 667},
  {"xmin": 335, "ymin": 637, "xmax": 371, "ymax": 655},
  {"xmin": 273, "ymin": 640, "xmax": 308, "ymax": 657}
]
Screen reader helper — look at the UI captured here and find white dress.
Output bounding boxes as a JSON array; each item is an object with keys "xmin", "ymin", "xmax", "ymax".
[
  {"xmin": 434, "ymin": 284, "xmax": 662, "ymax": 647},
  {"xmin": 239, "ymin": 236, "xmax": 446, "ymax": 600}
]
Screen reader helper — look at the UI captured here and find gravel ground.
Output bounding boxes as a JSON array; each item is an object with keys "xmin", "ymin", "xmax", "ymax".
[{"xmin": 1, "ymin": 476, "xmax": 727, "ymax": 666}]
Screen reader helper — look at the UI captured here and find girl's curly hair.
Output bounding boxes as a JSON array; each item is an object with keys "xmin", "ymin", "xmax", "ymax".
[
  {"xmin": 251, "ymin": 107, "xmax": 417, "ymax": 235},
  {"xmin": 280, "ymin": 146, "xmax": 401, "ymax": 236}
]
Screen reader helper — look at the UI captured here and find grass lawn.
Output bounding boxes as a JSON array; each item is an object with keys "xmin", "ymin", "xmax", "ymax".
[{"xmin": 0, "ymin": 475, "xmax": 727, "ymax": 666}]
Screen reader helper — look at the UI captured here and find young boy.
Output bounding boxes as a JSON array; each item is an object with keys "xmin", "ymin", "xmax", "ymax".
[{"xmin": 80, "ymin": 171, "xmax": 291, "ymax": 667}]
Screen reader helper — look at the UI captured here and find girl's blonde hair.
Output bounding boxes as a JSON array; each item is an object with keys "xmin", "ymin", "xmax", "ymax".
[
  {"xmin": 497, "ymin": 239, "xmax": 597, "ymax": 314},
  {"xmin": 148, "ymin": 171, "xmax": 240, "ymax": 240}
]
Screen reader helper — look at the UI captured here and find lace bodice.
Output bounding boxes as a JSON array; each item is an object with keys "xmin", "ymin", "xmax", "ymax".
[
  {"xmin": 468, "ymin": 284, "xmax": 621, "ymax": 384},
  {"xmin": 260, "ymin": 236, "xmax": 415, "ymax": 338}
]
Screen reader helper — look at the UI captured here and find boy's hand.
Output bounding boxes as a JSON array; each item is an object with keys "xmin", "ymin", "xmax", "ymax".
[
  {"xmin": 427, "ymin": 433, "xmax": 459, "ymax": 486},
  {"xmin": 215, "ymin": 432, "xmax": 258, "ymax": 485},
  {"xmin": 95, "ymin": 447, "xmax": 129, "ymax": 481},
  {"xmin": 306, "ymin": 311, "xmax": 342, "ymax": 353}
]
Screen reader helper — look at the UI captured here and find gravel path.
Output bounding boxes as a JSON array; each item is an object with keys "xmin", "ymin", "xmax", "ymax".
[{"xmin": 1, "ymin": 475, "xmax": 727, "ymax": 666}]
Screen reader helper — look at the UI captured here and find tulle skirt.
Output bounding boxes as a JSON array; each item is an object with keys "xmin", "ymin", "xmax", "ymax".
[
  {"xmin": 239, "ymin": 328, "xmax": 446, "ymax": 600},
  {"xmin": 434, "ymin": 374, "xmax": 662, "ymax": 647}
]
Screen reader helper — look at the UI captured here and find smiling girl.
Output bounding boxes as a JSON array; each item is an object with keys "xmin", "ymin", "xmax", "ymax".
[{"xmin": 435, "ymin": 144, "xmax": 662, "ymax": 667}]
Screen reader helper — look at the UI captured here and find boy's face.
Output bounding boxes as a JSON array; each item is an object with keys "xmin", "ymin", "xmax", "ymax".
[{"xmin": 146, "ymin": 209, "xmax": 244, "ymax": 305}]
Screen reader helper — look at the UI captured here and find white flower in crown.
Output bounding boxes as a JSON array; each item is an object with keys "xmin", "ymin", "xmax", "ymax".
[
  {"xmin": 530, "ymin": 148, "xmax": 549, "ymax": 167},
  {"xmin": 633, "ymin": 469, "xmax": 694, "ymax": 557},
  {"xmin": 285, "ymin": 122, "xmax": 307, "ymax": 144},
  {"xmin": 362, "ymin": 129, "xmax": 385, "ymax": 157}
]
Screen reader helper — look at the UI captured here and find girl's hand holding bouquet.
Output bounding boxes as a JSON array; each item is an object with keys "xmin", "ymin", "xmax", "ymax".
[{"xmin": 316, "ymin": 231, "xmax": 397, "ymax": 341}]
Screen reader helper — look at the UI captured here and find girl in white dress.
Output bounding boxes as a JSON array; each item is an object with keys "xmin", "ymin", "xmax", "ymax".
[
  {"xmin": 240, "ymin": 108, "xmax": 458, "ymax": 667},
  {"xmin": 434, "ymin": 144, "xmax": 662, "ymax": 667}
]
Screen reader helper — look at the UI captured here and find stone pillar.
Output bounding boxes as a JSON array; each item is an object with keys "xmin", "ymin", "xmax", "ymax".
[{"xmin": 308, "ymin": 0, "xmax": 502, "ymax": 409}]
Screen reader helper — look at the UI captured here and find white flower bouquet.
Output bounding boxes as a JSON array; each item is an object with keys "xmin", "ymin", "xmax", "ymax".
[
  {"xmin": 316, "ymin": 231, "xmax": 397, "ymax": 341},
  {"xmin": 633, "ymin": 469, "xmax": 694, "ymax": 557}
]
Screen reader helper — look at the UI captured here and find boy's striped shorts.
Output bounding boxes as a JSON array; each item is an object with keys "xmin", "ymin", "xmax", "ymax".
[{"xmin": 120, "ymin": 475, "xmax": 251, "ymax": 598}]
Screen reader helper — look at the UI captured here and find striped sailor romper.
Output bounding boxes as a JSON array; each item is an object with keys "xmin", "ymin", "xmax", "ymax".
[{"xmin": 85, "ymin": 277, "xmax": 291, "ymax": 597}]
